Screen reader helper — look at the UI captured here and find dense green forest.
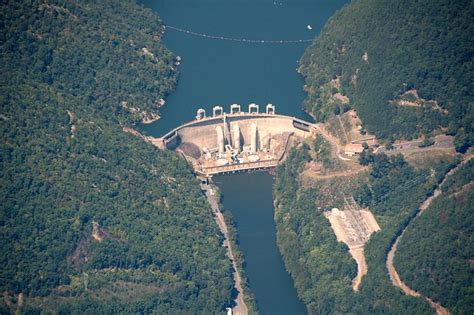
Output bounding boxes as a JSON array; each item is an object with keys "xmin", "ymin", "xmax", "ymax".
[
  {"xmin": 293, "ymin": 1, "xmax": 474, "ymax": 312},
  {"xmin": 395, "ymin": 159, "xmax": 474, "ymax": 313},
  {"xmin": 299, "ymin": 0, "xmax": 473, "ymax": 151},
  {"xmin": 0, "ymin": 0, "xmax": 233, "ymax": 313},
  {"xmin": 274, "ymin": 143, "xmax": 457, "ymax": 313}
]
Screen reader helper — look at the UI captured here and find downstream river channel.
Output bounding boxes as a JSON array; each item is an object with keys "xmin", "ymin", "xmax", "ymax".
[{"xmin": 140, "ymin": 1, "xmax": 347, "ymax": 313}]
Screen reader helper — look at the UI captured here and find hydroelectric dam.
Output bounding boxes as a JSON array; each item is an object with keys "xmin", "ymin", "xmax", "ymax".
[{"xmin": 155, "ymin": 104, "xmax": 316, "ymax": 176}]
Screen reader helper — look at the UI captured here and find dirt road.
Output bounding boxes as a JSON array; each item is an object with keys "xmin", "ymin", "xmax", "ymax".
[
  {"xmin": 349, "ymin": 247, "xmax": 367, "ymax": 291},
  {"xmin": 302, "ymin": 165, "xmax": 367, "ymax": 180},
  {"xmin": 205, "ymin": 188, "xmax": 248, "ymax": 315},
  {"xmin": 377, "ymin": 135, "xmax": 455, "ymax": 156},
  {"xmin": 386, "ymin": 154, "xmax": 472, "ymax": 315},
  {"xmin": 313, "ymin": 124, "xmax": 352, "ymax": 161}
]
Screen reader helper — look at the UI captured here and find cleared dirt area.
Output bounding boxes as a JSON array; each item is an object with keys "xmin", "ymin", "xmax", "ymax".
[
  {"xmin": 333, "ymin": 92, "xmax": 349, "ymax": 104},
  {"xmin": 313, "ymin": 123, "xmax": 352, "ymax": 161},
  {"xmin": 390, "ymin": 89, "xmax": 448, "ymax": 114},
  {"xmin": 326, "ymin": 110, "xmax": 377, "ymax": 146},
  {"xmin": 324, "ymin": 207, "xmax": 380, "ymax": 290},
  {"xmin": 301, "ymin": 164, "xmax": 367, "ymax": 181}
]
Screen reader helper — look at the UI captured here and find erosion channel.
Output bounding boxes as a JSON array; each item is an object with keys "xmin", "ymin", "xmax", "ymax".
[{"xmin": 139, "ymin": 0, "xmax": 349, "ymax": 313}]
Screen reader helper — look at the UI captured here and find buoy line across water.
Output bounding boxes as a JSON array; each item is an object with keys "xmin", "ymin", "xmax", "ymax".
[{"xmin": 164, "ymin": 25, "xmax": 314, "ymax": 44}]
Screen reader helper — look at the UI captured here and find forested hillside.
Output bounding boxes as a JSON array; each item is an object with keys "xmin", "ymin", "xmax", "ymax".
[
  {"xmin": 299, "ymin": 0, "xmax": 473, "ymax": 151},
  {"xmin": 395, "ymin": 158, "xmax": 474, "ymax": 314},
  {"xmin": 274, "ymin": 143, "xmax": 457, "ymax": 314},
  {"xmin": 293, "ymin": 1, "xmax": 473, "ymax": 312},
  {"xmin": 0, "ymin": 1, "xmax": 233, "ymax": 313}
]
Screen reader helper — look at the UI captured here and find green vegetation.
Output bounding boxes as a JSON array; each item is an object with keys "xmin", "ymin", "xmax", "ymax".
[
  {"xmin": 274, "ymin": 143, "xmax": 457, "ymax": 313},
  {"xmin": 395, "ymin": 159, "xmax": 474, "ymax": 313},
  {"xmin": 274, "ymin": 145, "xmax": 356, "ymax": 314},
  {"xmin": 0, "ymin": 0, "xmax": 233, "ymax": 312},
  {"xmin": 282, "ymin": 1, "xmax": 472, "ymax": 312},
  {"xmin": 299, "ymin": 0, "xmax": 473, "ymax": 151},
  {"xmin": 418, "ymin": 137, "xmax": 435, "ymax": 148},
  {"xmin": 312, "ymin": 134, "xmax": 334, "ymax": 169},
  {"xmin": 222, "ymin": 210, "xmax": 259, "ymax": 314}
]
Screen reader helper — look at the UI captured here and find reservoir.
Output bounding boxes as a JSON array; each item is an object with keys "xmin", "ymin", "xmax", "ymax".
[{"xmin": 139, "ymin": 0, "xmax": 348, "ymax": 313}]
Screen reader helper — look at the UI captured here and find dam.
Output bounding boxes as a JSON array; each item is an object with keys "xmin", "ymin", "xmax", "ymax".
[{"xmin": 158, "ymin": 104, "xmax": 316, "ymax": 176}]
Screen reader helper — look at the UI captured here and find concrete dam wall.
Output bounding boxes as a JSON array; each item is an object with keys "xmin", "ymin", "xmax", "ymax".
[
  {"xmin": 160, "ymin": 113, "xmax": 315, "ymax": 175},
  {"xmin": 165, "ymin": 115, "xmax": 312, "ymax": 149}
]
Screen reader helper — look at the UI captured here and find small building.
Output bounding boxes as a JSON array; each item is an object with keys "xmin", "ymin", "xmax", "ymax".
[{"xmin": 344, "ymin": 143, "xmax": 364, "ymax": 156}]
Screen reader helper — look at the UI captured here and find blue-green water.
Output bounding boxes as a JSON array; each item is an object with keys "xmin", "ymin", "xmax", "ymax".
[
  {"xmin": 140, "ymin": 0, "xmax": 347, "ymax": 137},
  {"xmin": 214, "ymin": 172, "xmax": 306, "ymax": 314},
  {"xmin": 139, "ymin": 1, "xmax": 348, "ymax": 313}
]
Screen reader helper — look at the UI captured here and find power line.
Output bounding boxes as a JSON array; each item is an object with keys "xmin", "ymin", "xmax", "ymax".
[
  {"xmin": 372, "ymin": 171, "xmax": 433, "ymax": 203},
  {"xmin": 164, "ymin": 25, "xmax": 314, "ymax": 44}
]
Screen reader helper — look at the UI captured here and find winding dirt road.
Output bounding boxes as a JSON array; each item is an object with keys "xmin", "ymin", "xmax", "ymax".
[{"xmin": 386, "ymin": 154, "xmax": 472, "ymax": 315}]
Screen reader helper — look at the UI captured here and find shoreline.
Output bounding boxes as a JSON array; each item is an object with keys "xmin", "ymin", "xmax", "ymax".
[{"xmin": 201, "ymin": 182, "xmax": 250, "ymax": 315}]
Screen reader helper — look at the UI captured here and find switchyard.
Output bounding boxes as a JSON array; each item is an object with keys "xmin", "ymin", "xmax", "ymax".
[{"xmin": 324, "ymin": 195, "xmax": 381, "ymax": 291}]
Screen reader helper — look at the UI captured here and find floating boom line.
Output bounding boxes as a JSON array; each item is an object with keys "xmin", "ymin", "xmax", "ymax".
[{"xmin": 164, "ymin": 25, "xmax": 314, "ymax": 44}]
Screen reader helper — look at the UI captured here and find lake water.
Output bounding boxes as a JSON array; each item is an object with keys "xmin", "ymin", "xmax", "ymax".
[{"xmin": 139, "ymin": 0, "xmax": 348, "ymax": 313}]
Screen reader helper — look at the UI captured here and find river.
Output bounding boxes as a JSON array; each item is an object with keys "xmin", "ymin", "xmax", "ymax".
[
  {"xmin": 214, "ymin": 172, "xmax": 306, "ymax": 314},
  {"xmin": 139, "ymin": 0, "xmax": 348, "ymax": 313}
]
